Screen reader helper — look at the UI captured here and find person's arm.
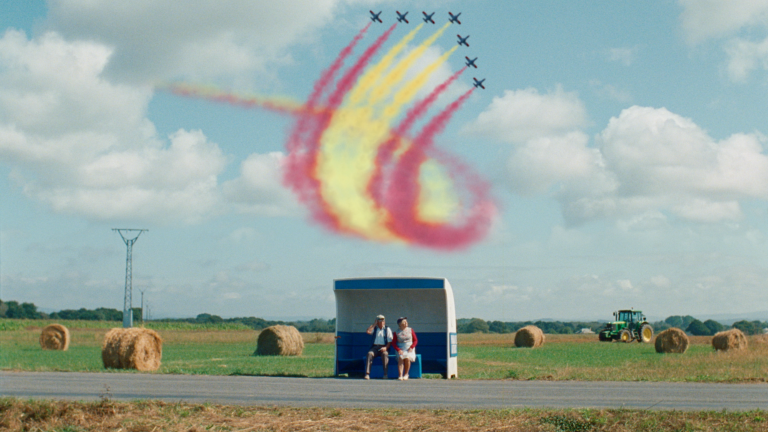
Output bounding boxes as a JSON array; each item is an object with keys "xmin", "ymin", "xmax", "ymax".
[
  {"xmin": 366, "ymin": 322, "xmax": 376, "ymax": 335},
  {"xmin": 409, "ymin": 329, "xmax": 418, "ymax": 350},
  {"xmin": 391, "ymin": 332, "xmax": 401, "ymax": 353}
]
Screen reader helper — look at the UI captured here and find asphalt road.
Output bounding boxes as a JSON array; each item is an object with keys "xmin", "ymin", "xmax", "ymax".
[{"xmin": 2, "ymin": 371, "xmax": 767, "ymax": 411}]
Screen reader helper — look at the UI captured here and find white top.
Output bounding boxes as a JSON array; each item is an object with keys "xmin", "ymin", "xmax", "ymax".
[{"xmin": 372, "ymin": 326, "xmax": 393, "ymax": 345}]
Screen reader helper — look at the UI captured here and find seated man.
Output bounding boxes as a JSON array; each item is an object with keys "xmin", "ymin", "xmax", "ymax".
[{"xmin": 364, "ymin": 314, "xmax": 392, "ymax": 379}]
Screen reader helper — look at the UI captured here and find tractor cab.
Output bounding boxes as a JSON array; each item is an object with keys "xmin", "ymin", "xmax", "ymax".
[{"xmin": 615, "ymin": 310, "xmax": 645, "ymax": 324}]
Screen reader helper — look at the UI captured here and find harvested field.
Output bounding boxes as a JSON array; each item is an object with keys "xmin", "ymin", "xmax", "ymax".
[
  {"xmin": 2, "ymin": 322, "xmax": 768, "ymax": 382},
  {"xmin": 1, "ymin": 398, "xmax": 766, "ymax": 432}
]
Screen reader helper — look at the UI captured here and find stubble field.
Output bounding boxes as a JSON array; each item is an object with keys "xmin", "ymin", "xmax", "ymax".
[
  {"xmin": 2, "ymin": 321, "xmax": 768, "ymax": 431},
  {"xmin": 2, "ymin": 320, "xmax": 767, "ymax": 382}
]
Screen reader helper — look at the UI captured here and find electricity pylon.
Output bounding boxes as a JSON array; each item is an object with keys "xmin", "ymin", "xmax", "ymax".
[{"xmin": 113, "ymin": 229, "xmax": 147, "ymax": 328}]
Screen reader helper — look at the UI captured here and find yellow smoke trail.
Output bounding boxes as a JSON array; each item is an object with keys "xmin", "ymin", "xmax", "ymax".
[
  {"xmin": 316, "ymin": 22, "xmax": 457, "ymax": 240},
  {"xmin": 368, "ymin": 22, "xmax": 451, "ymax": 106},
  {"xmin": 383, "ymin": 44, "xmax": 458, "ymax": 122},
  {"xmin": 348, "ymin": 24, "xmax": 424, "ymax": 106}
]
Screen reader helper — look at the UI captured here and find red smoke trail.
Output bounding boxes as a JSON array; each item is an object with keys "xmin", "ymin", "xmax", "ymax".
[
  {"xmin": 384, "ymin": 88, "xmax": 495, "ymax": 250},
  {"xmin": 283, "ymin": 23, "xmax": 371, "ymax": 228},
  {"xmin": 368, "ymin": 67, "xmax": 467, "ymax": 204},
  {"xmin": 284, "ymin": 24, "xmax": 397, "ymax": 232}
]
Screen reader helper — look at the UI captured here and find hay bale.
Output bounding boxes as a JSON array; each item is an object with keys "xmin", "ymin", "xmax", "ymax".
[
  {"xmin": 654, "ymin": 327, "xmax": 689, "ymax": 354},
  {"xmin": 39, "ymin": 323, "xmax": 70, "ymax": 351},
  {"xmin": 712, "ymin": 328, "xmax": 748, "ymax": 352},
  {"xmin": 101, "ymin": 327, "xmax": 163, "ymax": 371},
  {"xmin": 514, "ymin": 325, "xmax": 545, "ymax": 348},
  {"xmin": 255, "ymin": 325, "xmax": 304, "ymax": 356}
]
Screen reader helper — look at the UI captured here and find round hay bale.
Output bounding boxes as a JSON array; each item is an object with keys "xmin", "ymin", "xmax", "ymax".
[
  {"xmin": 654, "ymin": 327, "xmax": 689, "ymax": 354},
  {"xmin": 255, "ymin": 325, "xmax": 304, "ymax": 356},
  {"xmin": 101, "ymin": 327, "xmax": 163, "ymax": 371},
  {"xmin": 514, "ymin": 325, "xmax": 545, "ymax": 348},
  {"xmin": 39, "ymin": 323, "xmax": 70, "ymax": 351},
  {"xmin": 712, "ymin": 328, "xmax": 748, "ymax": 352}
]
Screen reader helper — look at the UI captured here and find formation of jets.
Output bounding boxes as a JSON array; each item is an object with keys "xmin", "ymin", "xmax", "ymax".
[{"xmin": 366, "ymin": 10, "xmax": 485, "ymax": 89}]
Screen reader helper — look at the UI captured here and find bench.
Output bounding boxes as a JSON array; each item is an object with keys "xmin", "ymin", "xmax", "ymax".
[
  {"xmin": 365, "ymin": 353, "xmax": 422, "ymax": 379},
  {"xmin": 336, "ymin": 331, "xmax": 451, "ymax": 378}
]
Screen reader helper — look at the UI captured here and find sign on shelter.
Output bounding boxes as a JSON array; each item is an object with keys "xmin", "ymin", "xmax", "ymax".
[{"xmin": 334, "ymin": 277, "xmax": 458, "ymax": 378}]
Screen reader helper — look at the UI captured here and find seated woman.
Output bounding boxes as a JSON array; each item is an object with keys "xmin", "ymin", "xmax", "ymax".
[{"xmin": 392, "ymin": 317, "xmax": 418, "ymax": 380}]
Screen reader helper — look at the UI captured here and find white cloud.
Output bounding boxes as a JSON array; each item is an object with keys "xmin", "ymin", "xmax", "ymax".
[
  {"xmin": 470, "ymin": 83, "xmax": 768, "ymax": 226},
  {"xmin": 463, "ymin": 86, "xmax": 588, "ymax": 143},
  {"xmin": 724, "ymin": 37, "xmax": 768, "ymax": 82},
  {"xmin": 0, "ymin": 30, "xmax": 298, "ymax": 224},
  {"xmin": 222, "ymin": 152, "xmax": 300, "ymax": 216},
  {"xmin": 607, "ymin": 47, "xmax": 637, "ymax": 66},
  {"xmin": 589, "ymin": 80, "xmax": 632, "ymax": 103},
  {"xmin": 679, "ymin": 0, "xmax": 768, "ymax": 82},
  {"xmin": 45, "ymin": 0, "xmax": 342, "ymax": 84},
  {"xmin": 679, "ymin": 0, "xmax": 768, "ymax": 44},
  {"xmin": 505, "ymin": 131, "xmax": 601, "ymax": 194}
]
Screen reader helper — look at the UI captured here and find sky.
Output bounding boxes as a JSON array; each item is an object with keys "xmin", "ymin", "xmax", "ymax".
[{"xmin": 2, "ymin": 0, "xmax": 768, "ymax": 322}]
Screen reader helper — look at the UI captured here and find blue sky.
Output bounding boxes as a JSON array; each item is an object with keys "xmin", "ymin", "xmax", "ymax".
[{"xmin": 2, "ymin": 0, "xmax": 768, "ymax": 321}]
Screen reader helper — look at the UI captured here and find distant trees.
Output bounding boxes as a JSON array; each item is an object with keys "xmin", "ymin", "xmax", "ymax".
[
  {"xmin": 703, "ymin": 319, "xmax": 724, "ymax": 335},
  {"xmin": 459, "ymin": 318, "xmax": 490, "ymax": 333},
  {"xmin": 732, "ymin": 320, "xmax": 764, "ymax": 335},
  {"xmin": 0, "ymin": 300, "xmax": 45, "ymax": 319},
  {"xmin": 1, "ymin": 298, "xmax": 764, "ymax": 336},
  {"xmin": 686, "ymin": 319, "xmax": 709, "ymax": 336}
]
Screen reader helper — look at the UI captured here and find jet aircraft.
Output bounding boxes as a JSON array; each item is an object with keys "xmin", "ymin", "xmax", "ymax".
[
  {"xmin": 473, "ymin": 78, "xmax": 485, "ymax": 89},
  {"xmin": 422, "ymin": 11, "xmax": 435, "ymax": 24},
  {"xmin": 396, "ymin": 11, "xmax": 409, "ymax": 23},
  {"xmin": 448, "ymin": 12, "xmax": 462, "ymax": 24},
  {"xmin": 369, "ymin": 10, "xmax": 382, "ymax": 23},
  {"xmin": 457, "ymin": 34, "xmax": 470, "ymax": 47},
  {"xmin": 465, "ymin": 56, "xmax": 478, "ymax": 68}
]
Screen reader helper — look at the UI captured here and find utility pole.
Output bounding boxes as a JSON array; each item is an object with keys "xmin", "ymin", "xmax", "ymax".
[
  {"xmin": 139, "ymin": 289, "xmax": 145, "ymax": 323},
  {"xmin": 113, "ymin": 229, "xmax": 148, "ymax": 328}
]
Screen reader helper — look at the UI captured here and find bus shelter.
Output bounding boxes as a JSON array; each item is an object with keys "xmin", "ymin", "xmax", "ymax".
[{"xmin": 334, "ymin": 277, "xmax": 458, "ymax": 378}]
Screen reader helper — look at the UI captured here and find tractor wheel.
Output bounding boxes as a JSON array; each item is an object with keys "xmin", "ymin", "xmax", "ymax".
[
  {"xmin": 638, "ymin": 324, "xmax": 653, "ymax": 343},
  {"xmin": 619, "ymin": 329, "xmax": 633, "ymax": 343},
  {"xmin": 598, "ymin": 332, "xmax": 609, "ymax": 342}
]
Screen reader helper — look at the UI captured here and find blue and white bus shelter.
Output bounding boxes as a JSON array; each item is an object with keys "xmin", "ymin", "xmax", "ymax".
[{"xmin": 334, "ymin": 277, "xmax": 458, "ymax": 379}]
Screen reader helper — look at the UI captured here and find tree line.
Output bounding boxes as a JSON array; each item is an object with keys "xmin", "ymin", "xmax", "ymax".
[
  {"xmin": 2, "ymin": 299, "xmax": 765, "ymax": 335},
  {"xmin": 457, "ymin": 315, "xmax": 768, "ymax": 336},
  {"xmin": 0, "ymin": 300, "xmax": 143, "ymax": 322},
  {"xmin": 0, "ymin": 300, "xmax": 334, "ymax": 332}
]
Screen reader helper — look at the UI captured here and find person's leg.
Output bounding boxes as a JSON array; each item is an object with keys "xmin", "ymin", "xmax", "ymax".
[
  {"xmin": 397, "ymin": 356, "xmax": 404, "ymax": 379},
  {"xmin": 403, "ymin": 358, "xmax": 411, "ymax": 378},
  {"xmin": 380, "ymin": 350, "xmax": 389, "ymax": 379},
  {"xmin": 365, "ymin": 349, "xmax": 375, "ymax": 379}
]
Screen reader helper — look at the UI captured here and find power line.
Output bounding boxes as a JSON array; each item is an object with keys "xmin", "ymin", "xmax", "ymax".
[{"xmin": 113, "ymin": 228, "xmax": 148, "ymax": 328}]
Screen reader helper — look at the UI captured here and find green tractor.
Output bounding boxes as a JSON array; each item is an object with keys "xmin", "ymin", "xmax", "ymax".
[{"xmin": 598, "ymin": 309, "xmax": 653, "ymax": 343}]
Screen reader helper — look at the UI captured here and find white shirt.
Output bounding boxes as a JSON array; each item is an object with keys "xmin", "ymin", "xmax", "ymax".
[{"xmin": 372, "ymin": 326, "xmax": 393, "ymax": 345}]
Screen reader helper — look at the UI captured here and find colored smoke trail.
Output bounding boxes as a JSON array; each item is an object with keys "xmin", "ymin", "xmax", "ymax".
[{"xmin": 164, "ymin": 23, "xmax": 496, "ymax": 251}]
